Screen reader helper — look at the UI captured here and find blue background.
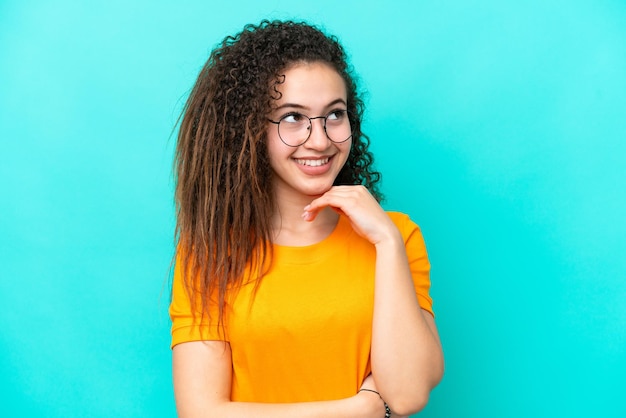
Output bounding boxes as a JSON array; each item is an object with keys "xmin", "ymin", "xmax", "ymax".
[{"xmin": 1, "ymin": 0, "xmax": 625, "ymax": 416}]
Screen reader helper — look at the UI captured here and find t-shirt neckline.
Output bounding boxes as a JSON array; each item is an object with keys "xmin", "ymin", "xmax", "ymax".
[{"xmin": 272, "ymin": 214, "xmax": 353, "ymax": 264}]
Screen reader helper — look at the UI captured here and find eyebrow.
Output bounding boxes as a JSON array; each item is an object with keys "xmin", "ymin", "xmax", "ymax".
[{"xmin": 274, "ymin": 98, "xmax": 347, "ymax": 111}]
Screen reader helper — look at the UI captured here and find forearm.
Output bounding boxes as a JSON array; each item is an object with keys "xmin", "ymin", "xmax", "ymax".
[
  {"xmin": 182, "ymin": 396, "xmax": 375, "ymax": 418},
  {"xmin": 371, "ymin": 232, "xmax": 444, "ymax": 415},
  {"xmin": 174, "ymin": 342, "xmax": 384, "ymax": 418}
]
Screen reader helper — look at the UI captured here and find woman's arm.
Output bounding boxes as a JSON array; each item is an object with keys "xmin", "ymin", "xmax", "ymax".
[
  {"xmin": 173, "ymin": 340, "xmax": 386, "ymax": 418},
  {"xmin": 304, "ymin": 186, "xmax": 445, "ymax": 416},
  {"xmin": 371, "ymin": 237, "xmax": 443, "ymax": 414}
]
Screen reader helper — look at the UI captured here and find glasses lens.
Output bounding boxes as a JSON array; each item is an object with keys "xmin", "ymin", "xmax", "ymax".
[
  {"xmin": 278, "ymin": 114, "xmax": 310, "ymax": 146},
  {"xmin": 277, "ymin": 110, "xmax": 353, "ymax": 146},
  {"xmin": 325, "ymin": 110, "xmax": 352, "ymax": 143}
]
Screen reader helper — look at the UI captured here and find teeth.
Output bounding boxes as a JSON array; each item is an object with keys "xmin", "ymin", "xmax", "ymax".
[{"xmin": 295, "ymin": 158, "xmax": 329, "ymax": 167}]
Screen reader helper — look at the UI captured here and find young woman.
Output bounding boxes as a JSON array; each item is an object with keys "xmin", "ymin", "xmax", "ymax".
[{"xmin": 170, "ymin": 20, "xmax": 443, "ymax": 418}]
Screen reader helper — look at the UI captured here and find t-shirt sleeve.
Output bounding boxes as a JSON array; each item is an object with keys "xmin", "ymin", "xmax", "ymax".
[
  {"xmin": 388, "ymin": 212, "xmax": 434, "ymax": 317},
  {"xmin": 169, "ymin": 254, "xmax": 228, "ymax": 348}
]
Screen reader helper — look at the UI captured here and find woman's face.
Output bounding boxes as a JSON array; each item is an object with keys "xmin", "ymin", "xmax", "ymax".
[{"xmin": 266, "ymin": 61, "xmax": 351, "ymax": 200}]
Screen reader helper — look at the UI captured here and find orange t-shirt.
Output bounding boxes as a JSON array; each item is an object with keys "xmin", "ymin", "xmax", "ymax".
[{"xmin": 170, "ymin": 211, "xmax": 433, "ymax": 403}]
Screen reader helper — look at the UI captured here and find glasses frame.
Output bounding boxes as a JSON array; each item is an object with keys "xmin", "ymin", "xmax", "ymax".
[{"xmin": 267, "ymin": 110, "xmax": 353, "ymax": 147}]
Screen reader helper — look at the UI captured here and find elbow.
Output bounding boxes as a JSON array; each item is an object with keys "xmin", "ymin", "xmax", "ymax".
[
  {"xmin": 386, "ymin": 391, "xmax": 430, "ymax": 417},
  {"xmin": 386, "ymin": 368, "xmax": 444, "ymax": 416}
]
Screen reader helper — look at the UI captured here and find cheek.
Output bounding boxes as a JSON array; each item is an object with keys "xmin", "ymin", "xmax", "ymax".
[
  {"xmin": 266, "ymin": 134, "xmax": 293, "ymax": 171},
  {"xmin": 332, "ymin": 142, "xmax": 352, "ymax": 174},
  {"xmin": 339, "ymin": 140, "xmax": 353, "ymax": 160},
  {"xmin": 265, "ymin": 129, "xmax": 283, "ymax": 159}
]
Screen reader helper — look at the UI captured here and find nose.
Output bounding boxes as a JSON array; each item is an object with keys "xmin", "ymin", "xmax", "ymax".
[{"xmin": 304, "ymin": 117, "xmax": 330, "ymax": 149}]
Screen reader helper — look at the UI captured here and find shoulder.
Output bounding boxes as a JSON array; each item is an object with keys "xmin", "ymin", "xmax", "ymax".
[
  {"xmin": 386, "ymin": 211, "xmax": 411, "ymax": 225},
  {"xmin": 386, "ymin": 211, "xmax": 422, "ymax": 237}
]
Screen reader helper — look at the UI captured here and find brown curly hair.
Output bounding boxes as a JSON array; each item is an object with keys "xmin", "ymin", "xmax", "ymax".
[{"xmin": 174, "ymin": 20, "xmax": 382, "ymax": 327}]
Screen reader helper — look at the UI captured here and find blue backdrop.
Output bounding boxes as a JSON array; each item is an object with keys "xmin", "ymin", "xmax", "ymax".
[{"xmin": 1, "ymin": 1, "xmax": 625, "ymax": 416}]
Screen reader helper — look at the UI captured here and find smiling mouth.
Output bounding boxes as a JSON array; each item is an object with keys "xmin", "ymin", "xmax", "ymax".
[{"xmin": 294, "ymin": 157, "xmax": 330, "ymax": 167}]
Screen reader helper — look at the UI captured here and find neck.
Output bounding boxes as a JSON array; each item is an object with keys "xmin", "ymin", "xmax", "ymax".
[{"xmin": 271, "ymin": 190, "xmax": 339, "ymax": 247}]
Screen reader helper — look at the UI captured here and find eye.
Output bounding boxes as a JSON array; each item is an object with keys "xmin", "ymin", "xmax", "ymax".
[
  {"xmin": 326, "ymin": 109, "xmax": 347, "ymax": 121},
  {"xmin": 281, "ymin": 112, "xmax": 306, "ymax": 124}
]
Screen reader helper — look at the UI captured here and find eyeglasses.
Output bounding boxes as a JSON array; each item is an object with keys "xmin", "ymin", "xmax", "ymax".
[{"xmin": 268, "ymin": 109, "xmax": 353, "ymax": 147}]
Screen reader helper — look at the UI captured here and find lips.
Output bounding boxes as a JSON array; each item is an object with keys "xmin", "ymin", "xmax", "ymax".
[{"xmin": 293, "ymin": 157, "xmax": 330, "ymax": 167}]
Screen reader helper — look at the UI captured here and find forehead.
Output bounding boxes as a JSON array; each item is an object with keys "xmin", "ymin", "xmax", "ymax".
[{"xmin": 272, "ymin": 62, "xmax": 347, "ymax": 109}]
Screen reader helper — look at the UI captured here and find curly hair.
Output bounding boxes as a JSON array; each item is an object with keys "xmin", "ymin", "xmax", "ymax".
[{"xmin": 174, "ymin": 20, "xmax": 382, "ymax": 327}]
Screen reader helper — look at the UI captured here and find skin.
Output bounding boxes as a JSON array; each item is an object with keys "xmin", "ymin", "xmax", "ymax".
[
  {"xmin": 173, "ymin": 61, "xmax": 444, "ymax": 417},
  {"xmin": 267, "ymin": 62, "xmax": 353, "ymax": 246}
]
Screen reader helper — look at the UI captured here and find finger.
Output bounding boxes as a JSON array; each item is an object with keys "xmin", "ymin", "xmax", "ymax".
[
  {"xmin": 303, "ymin": 186, "xmax": 374, "ymax": 222},
  {"xmin": 306, "ymin": 188, "xmax": 357, "ymax": 213},
  {"xmin": 301, "ymin": 208, "xmax": 317, "ymax": 222},
  {"xmin": 302, "ymin": 189, "xmax": 345, "ymax": 221}
]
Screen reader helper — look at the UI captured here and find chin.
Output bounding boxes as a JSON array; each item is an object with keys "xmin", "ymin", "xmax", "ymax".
[
  {"xmin": 299, "ymin": 183, "xmax": 334, "ymax": 197},
  {"xmin": 302, "ymin": 189, "xmax": 329, "ymax": 198}
]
